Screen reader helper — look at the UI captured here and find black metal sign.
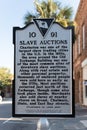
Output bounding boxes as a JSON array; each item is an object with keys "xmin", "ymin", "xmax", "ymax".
[{"xmin": 13, "ymin": 18, "xmax": 75, "ymax": 117}]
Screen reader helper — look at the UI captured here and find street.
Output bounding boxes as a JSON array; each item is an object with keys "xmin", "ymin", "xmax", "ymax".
[
  {"xmin": 1, "ymin": 99, "xmax": 87, "ymax": 130},
  {"xmin": 0, "ymin": 99, "xmax": 12, "ymax": 125}
]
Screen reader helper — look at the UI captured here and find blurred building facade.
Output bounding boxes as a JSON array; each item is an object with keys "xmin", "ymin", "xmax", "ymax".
[{"xmin": 73, "ymin": 0, "xmax": 87, "ymax": 105}]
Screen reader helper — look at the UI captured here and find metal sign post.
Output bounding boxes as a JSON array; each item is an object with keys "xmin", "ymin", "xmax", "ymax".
[
  {"xmin": 37, "ymin": 118, "xmax": 50, "ymax": 130},
  {"xmin": 13, "ymin": 18, "xmax": 75, "ymax": 117}
]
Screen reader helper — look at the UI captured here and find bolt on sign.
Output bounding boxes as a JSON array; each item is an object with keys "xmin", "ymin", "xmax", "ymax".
[{"xmin": 13, "ymin": 18, "xmax": 75, "ymax": 117}]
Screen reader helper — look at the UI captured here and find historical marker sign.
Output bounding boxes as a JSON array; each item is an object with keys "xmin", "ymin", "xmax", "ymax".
[{"xmin": 13, "ymin": 18, "xmax": 74, "ymax": 117}]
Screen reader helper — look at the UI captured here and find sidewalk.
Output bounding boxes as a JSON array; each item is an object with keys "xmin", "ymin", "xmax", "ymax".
[
  {"xmin": 3, "ymin": 98, "xmax": 12, "ymax": 101},
  {"xmin": 75, "ymin": 104, "xmax": 87, "ymax": 116},
  {"xmin": 0, "ymin": 97, "xmax": 12, "ymax": 104}
]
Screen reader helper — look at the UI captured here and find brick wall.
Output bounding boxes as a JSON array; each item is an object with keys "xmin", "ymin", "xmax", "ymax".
[{"xmin": 74, "ymin": 0, "xmax": 87, "ymax": 104}]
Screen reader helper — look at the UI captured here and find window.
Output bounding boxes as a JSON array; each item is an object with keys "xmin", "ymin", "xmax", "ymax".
[
  {"xmin": 84, "ymin": 80, "xmax": 87, "ymax": 97},
  {"xmin": 85, "ymin": 85, "xmax": 87, "ymax": 97},
  {"xmin": 79, "ymin": 80, "xmax": 81, "ymax": 103},
  {"xmin": 74, "ymin": 41, "xmax": 77, "ymax": 59},
  {"xmin": 82, "ymin": 25, "xmax": 85, "ymax": 49},
  {"xmin": 78, "ymin": 34, "xmax": 80, "ymax": 54}
]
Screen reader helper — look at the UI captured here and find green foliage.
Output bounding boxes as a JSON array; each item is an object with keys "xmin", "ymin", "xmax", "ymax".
[
  {"xmin": 24, "ymin": 12, "xmax": 36, "ymax": 25},
  {"xmin": 24, "ymin": 0, "xmax": 74, "ymax": 27},
  {"xmin": 0, "ymin": 67, "xmax": 13, "ymax": 90}
]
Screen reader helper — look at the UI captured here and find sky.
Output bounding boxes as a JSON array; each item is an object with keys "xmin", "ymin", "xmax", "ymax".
[{"xmin": 0, "ymin": 0, "xmax": 80, "ymax": 74}]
